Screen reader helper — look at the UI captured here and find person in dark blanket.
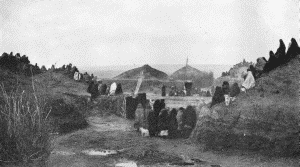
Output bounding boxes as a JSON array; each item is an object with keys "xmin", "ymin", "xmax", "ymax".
[
  {"xmin": 181, "ymin": 106, "xmax": 197, "ymax": 138},
  {"xmin": 176, "ymin": 107, "xmax": 184, "ymax": 132},
  {"xmin": 222, "ymin": 81, "xmax": 230, "ymax": 95},
  {"xmin": 87, "ymin": 79, "xmax": 99, "ymax": 101},
  {"xmin": 160, "ymin": 99, "xmax": 166, "ymax": 110},
  {"xmin": 147, "ymin": 109, "xmax": 156, "ymax": 137},
  {"xmin": 99, "ymin": 83, "xmax": 107, "ymax": 95},
  {"xmin": 168, "ymin": 108, "xmax": 178, "ymax": 139},
  {"xmin": 275, "ymin": 39, "xmax": 286, "ymax": 63},
  {"xmin": 210, "ymin": 86, "xmax": 225, "ymax": 108},
  {"xmin": 230, "ymin": 82, "xmax": 240, "ymax": 98},
  {"xmin": 263, "ymin": 51, "xmax": 278, "ymax": 72},
  {"xmin": 157, "ymin": 108, "xmax": 169, "ymax": 134},
  {"xmin": 152, "ymin": 99, "xmax": 162, "ymax": 136},
  {"xmin": 286, "ymin": 38, "xmax": 300, "ymax": 63},
  {"xmin": 161, "ymin": 85, "xmax": 166, "ymax": 96},
  {"xmin": 115, "ymin": 83, "xmax": 123, "ymax": 95},
  {"xmin": 254, "ymin": 57, "xmax": 267, "ymax": 78}
]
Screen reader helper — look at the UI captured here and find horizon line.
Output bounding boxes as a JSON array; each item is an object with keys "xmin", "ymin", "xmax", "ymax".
[{"xmin": 77, "ymin": 63, "xmax": 233, "ymax": 68}]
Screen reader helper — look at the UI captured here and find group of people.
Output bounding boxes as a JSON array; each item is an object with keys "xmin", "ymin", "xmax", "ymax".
[
  {"xmin": 166, "ymin": 86, "xmax": 188, "ymax": 97},
  {"xmin": 211, "ymin": 63, "xmax": 258, "ymax": 108},
  {"xmin": 87, "ymin": 79, "xmax": 123, "ymax": 101},
  {"xmin": 210, "ymin": 81, "xmax": 241, "ymax": 108},
  {"xmin": 210, "ymin": 38, "xmax": 300, "ymax": 108},
  {"xmin": 248, "ymin": 38, "xmax": 300, "ymax": 80},
  {"xmin": 136, "ymin": 99, "xmax": 197, "ymax": 139}
]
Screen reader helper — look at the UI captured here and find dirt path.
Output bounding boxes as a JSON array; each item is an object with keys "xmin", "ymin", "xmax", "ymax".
[{"xmin": 47, "ymin": 115, "xmax": 298, "ymax": 167}]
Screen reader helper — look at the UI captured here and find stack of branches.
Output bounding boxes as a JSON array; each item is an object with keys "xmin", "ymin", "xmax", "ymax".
[{"xmin": 93, "ymin": 95, "xmax": 128, "ymax": 117}]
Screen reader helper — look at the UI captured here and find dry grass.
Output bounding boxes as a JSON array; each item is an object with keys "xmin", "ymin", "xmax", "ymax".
[
  {"xmin": 0, "ymin": 69, "xmax": 91, "ymax": 166},
  {"xmin": 0, "ymin": 83, "xmax": 51, "ymax": 165}
]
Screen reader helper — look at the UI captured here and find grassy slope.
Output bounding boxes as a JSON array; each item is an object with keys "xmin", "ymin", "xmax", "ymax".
[
  {"xmin": 192, "ymin": 55, "xmax": 299, "ymax": 156},
  {"xmin": 31, "ymin": 71, "xmax": 90, "ymax": 134}
]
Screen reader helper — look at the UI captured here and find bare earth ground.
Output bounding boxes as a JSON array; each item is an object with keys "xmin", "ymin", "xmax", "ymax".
[
  {"xmin": 47, "ymin": 96, "xmax": 298, "ymax": 167},
  {"xmin": 37, "ymin": 73, "xmax": 298, "ymax": 167}
]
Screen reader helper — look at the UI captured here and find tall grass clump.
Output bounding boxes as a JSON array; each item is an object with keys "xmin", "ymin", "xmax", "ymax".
[{"xmin": 0, "ymin": 83, "xmax": 51, "ymax": 165}]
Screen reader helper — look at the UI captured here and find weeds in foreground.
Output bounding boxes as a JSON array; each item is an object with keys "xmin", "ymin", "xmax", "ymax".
[{"xmin": 0, "ymin": 83, "xmax": 51, "ymax": 165}]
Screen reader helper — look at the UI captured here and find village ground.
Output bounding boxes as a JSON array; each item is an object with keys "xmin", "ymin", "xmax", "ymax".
[
  {"xmin": 10, "ymin": 71, "xmax": 294, "ymax": 167},
  {"xmin": 46, "ymin": 94, "xmax": 298, "ymax": 167},
  {"xmin": 47, "ymin": 112, "xmax": 298, "ymax": 167}
]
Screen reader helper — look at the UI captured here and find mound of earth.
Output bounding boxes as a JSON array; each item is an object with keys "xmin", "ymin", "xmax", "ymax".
[
  {"xmin": 114, "ymin": 64, "xmax": 168, "ymax": 80},
  {"xmin": 170, "ymin": 65, "xmax": 214, "ymax": 88},
  {"xmin": 170, "ymin": 65, "xmax": 207, "ymax": 80},
  {"xmin": 191, "ymin": 47, "xmax": 300, "ymax": 156}
]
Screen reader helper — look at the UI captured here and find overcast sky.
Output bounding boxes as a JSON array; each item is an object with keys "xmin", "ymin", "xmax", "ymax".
[{"xmin": 0, "ymin": 0, "xmax": 298, "ymax": 69}]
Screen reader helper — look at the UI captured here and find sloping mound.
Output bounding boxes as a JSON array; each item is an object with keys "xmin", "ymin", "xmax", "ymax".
[
  {"xmin": 191, "ymin": 44, "xmax": 300, "ymax": 156},
  {"xmin": 31, "ymin": 71, "xmax": 90, "ymax": 134},
  {"xmin": 114, "ymin": 64, "xmax": 168, "ymax": 80},
  {"xmin": 170, "ymin": 65, "xmax": 206, "ymax": 80},
  {"xmin": 170, "ymin": 65, "xmax": 214, "ymax": 88}
]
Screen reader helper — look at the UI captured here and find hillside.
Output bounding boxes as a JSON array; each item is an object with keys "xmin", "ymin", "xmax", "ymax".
[
  {"xmin": 213, "ymin": 60, "xmax": 253, "ymax": 91},
  {"xmin": 192, "ymin": 39, "xmax": 300, "ymax": 157},
  {"xmin": 114, "ymin": 64, "xmax": 168, "ymax": 80}
]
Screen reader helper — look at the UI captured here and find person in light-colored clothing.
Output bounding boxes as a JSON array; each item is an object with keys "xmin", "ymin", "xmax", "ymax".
[
  {"xmin": 242, "ymin": 70, "xmax": 255, "ymax": 91},
  {"xmin": 109, "ymin": 82, "xmax": 117, "ymax": 95}
]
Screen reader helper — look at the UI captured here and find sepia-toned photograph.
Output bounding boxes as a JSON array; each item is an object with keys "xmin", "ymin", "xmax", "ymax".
[{"xmin": 0, "ymin": 0, "xmax": 299, "ymax": 166}]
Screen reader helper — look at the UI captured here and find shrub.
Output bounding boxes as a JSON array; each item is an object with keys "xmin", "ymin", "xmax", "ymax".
[
  {"xmin": 0, "ymin": 84, "xmax": 51, "ymax": 165},
  {"xmin": 45, "ymin": 96, "xmax": 89, "ymax": 134},
  {"xmin": 92, "ymin": 95, "xmax": 126, "ymax": 117}
]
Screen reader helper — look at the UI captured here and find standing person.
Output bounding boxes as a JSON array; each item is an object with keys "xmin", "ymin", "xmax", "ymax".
[
  {"xmin": 147, "ymin": 109, "xmax": 156, "ymax": 137},
  {"xmin": 168, "ymin": 108, "xmax": 178, "ymax": 139},
  {"xmin": 152, "ymin": 100, "xmax": 162, "ymax": 136},
  {"xmin": 115, "ymin": 83, "xmax": 123, "ymax": 95},
  {"xmin": 98, "ymin": 80, "xmax": 103, "ymax": 94},
  {"xmin": 222, "ymin": 81, "xmax": 230, "ymax": 106},
  {"xmin": 210, "ymin": 86, "xmax": 225, "ymax": 108},
  {"xmin": 109, "ymin": 82, "xmax": 117, "ymax": 95},
  {"xmin": 181, "ymin": 106, "xmax": 197, "ymax": 138},
  {"xmin": 161, "ymin": 85, "xmax": 166, "ymax": 97},
  {"xmin": 222, "ymin": 81, "xmax": 230, "ymax": 95},
  {"xmin": 106, "ymin": 85, "xmax": 110, "ymax": 95},
  {"xmin": 157, "ymin": 108, "xmax": 169, "ymax": 136},
  {"xmin": 87, "ymin": 78, "xmax": 99, "ymax": 101},
  {"xmin": 183, "ymin": 86, "xmax": 187, "ymax": 96},
  {"xmin": 176, "ymin": 107, "xmax": 184, "ymax": 137}
]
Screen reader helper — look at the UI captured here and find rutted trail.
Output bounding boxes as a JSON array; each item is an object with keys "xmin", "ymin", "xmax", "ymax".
[{"xmin": 48, "ymin": 114, "xmax": 298, "ymax": 167}]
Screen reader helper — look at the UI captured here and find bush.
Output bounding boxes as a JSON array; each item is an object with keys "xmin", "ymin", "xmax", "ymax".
[
  {"xmin": 0, "ymin": 84, "xmax": 51, "ymax": 165},
  {"xmin": 45, "ymin": 97, "xmax": 89, "ymax": 134},
  {"xmin": 92, "ymin": 95, "xmax": 126, "ymax": 117}
]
